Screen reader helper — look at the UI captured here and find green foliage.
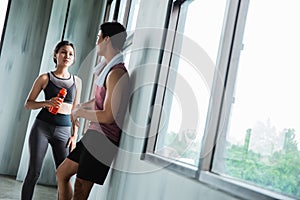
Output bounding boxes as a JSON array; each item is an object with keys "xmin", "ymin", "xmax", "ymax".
[
  {"xmin": 224, "ymin": 128, "xmax": 300, "ymax": 198},
  {"xmin": 163, "ymin": 130, "xmax": 200, "ymax": 165},
  {"xmin": 163, "ymin": 126, "xmax": 300, "ymax": 198}
]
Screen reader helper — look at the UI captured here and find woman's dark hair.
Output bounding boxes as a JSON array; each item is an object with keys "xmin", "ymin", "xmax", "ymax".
[
  {"xmin": 53, "ymin": 40, "xmax": 75, "ymax": 64},
  {"xmin": 100, "ymin": 22, "xmax": 127, "ymax": 50}
]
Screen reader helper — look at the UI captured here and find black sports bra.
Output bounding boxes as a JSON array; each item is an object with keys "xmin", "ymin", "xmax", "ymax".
[{"xmin": 43, "ymin": 72, "xmax": 76, "ymax": 104}]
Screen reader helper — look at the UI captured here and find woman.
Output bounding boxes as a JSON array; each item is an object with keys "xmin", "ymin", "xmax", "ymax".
[
  {"xmin": 21, "ymin": 40, "xmax": 82, "ymax": 200},
  {"xmin": 56, "ymin": 22, "xmax": 129, "ymax": 200}
]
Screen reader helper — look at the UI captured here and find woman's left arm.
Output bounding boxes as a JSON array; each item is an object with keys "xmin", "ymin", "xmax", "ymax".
[{"xmin": 67, "ymin": 76, "xmax": 82, "ymax": 152}]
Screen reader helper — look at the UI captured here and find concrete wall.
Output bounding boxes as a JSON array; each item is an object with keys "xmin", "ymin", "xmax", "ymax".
[{"xmin": 0, "ymin": 0, "xmax": 53, "ymax": 175}]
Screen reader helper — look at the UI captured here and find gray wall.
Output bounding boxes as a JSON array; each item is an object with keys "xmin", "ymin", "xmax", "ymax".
[{"xmin": 0, "ymin": 0, "xmax": 53, "ymax": 175}]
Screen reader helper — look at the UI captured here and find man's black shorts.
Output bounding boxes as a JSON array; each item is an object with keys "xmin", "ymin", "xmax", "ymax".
[{"xmin": 67, "ymin": 130, "xmax": 119, "ymax": 185}]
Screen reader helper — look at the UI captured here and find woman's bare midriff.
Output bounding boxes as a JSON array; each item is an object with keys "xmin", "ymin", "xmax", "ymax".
[{"xmin": 57, "ymin": 103, "xmax": 73, "ymax": 115}]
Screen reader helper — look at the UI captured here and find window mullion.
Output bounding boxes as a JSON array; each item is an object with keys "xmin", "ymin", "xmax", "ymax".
[{"xmin": 197, "ymin": 0, "xmax": 249, "ymax": 174}]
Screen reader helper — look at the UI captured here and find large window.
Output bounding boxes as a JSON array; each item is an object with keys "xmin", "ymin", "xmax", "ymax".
[
  {"xmin": 212, "ymin": 0, "xmax": 300, "ymax": 199},
  {"xmin": 152, "ymin": 0, "xmax": 227, "ymax": 167},
  {"xmin": 122, "ymin": 0, "xmax": 140, "ymax": 31},
  {"xmin": 144, "ymin": 0, "xmax": 300, "ymax": 199},
  {"xmin": 119, "ymin": 0, "xmax": 140, "ymax": 65}
]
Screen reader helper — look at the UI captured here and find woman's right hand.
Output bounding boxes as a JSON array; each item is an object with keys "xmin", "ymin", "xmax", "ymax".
[{"xmin": 44, "ymin": 97, "xmax": 63, "ymax": 108}]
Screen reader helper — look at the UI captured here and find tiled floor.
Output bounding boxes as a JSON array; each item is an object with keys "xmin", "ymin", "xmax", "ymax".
[{"xmin": 0, "ymin": 175, "xmax": 57, "ymax": 200}]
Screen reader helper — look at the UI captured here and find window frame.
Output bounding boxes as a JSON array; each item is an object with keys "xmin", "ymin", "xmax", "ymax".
[
  {"xmin": 142, "ymin": 0, "xmax": 297, "ymax": 199},
  {"xmin": 0, "ymin": 0, "xmax": 11, "ymax": 56},
  {"xmin": 142, "ymin": 0, "xmax": 199, "ymax": 178}
]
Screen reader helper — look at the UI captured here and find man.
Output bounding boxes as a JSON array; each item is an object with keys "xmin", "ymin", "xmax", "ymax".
[{"xmin": 56, "ymin": 22, "xmax": 129, "ymax": 200}]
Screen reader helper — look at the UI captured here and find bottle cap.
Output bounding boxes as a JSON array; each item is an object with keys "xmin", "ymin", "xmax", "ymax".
[{"xmin": 60, "ymin": 88, "xmax": 67, "ymax": 95}]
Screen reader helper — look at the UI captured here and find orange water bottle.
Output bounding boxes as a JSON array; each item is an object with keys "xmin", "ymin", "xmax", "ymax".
[{"xmin": 49, "ymin": 88, "xmax": 67, "ymax": 115}]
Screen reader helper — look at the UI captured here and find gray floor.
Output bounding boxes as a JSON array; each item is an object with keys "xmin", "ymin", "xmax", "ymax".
[{"xmin": 0, "ymin": 175, "xmax": 57, "ymax": 200}]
